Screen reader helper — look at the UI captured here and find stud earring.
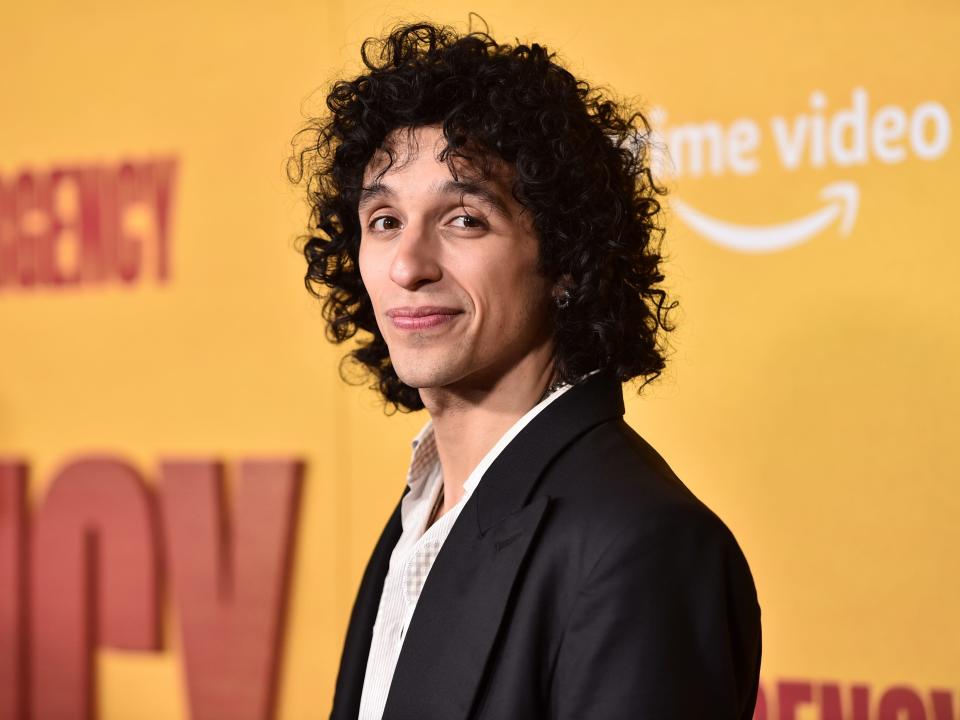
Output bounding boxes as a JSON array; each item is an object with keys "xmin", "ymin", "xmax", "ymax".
[{"xmin": 554, "ymin": 288, "xmax": 572, "ymax": 309}]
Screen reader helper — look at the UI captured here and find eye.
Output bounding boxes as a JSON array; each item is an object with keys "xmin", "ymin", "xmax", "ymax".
[
  {"xmin": 450, "ymin": 214, "xmax": 486, "ymax": 230},
  {"xmin": 369, "ymin": 215, "xmax": 401, "ymax": 231}
]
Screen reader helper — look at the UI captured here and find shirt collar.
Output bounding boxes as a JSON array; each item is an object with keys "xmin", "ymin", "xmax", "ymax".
[{"xmin": 406, "ymin": 419, "xmax": 439, "ymax": 491}]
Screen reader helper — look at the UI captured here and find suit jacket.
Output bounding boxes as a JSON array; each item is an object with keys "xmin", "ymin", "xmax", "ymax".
[{"xmin": 330, "ymin": 370, "xmax": 762, "ymax": 720}]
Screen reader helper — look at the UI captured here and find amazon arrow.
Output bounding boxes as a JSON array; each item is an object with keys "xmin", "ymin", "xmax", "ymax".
[{"xmin": 673, "ymin": 181, "xmax": 860, "ymax": 253}]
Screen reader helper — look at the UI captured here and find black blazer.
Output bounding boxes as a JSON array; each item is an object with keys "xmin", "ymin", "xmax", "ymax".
[{"xmin": 330, "ymin": 370, "xmax": 762, "ymax": 720}]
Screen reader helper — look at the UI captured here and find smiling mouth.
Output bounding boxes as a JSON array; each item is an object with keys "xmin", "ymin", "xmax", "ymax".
[{"xmin": 385, "ymin": 306, "xmax": 463, "ymax": 331}]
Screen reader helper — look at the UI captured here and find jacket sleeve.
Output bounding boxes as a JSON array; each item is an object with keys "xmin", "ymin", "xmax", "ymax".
[{"xmin": 549, "ymin": 507, "xmax": 762, "ymax": 720}]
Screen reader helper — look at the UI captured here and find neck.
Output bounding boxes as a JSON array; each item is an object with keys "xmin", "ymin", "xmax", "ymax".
[{"xmin": 420, "ymin": 346, "xmax": 558, "ymax": 513}]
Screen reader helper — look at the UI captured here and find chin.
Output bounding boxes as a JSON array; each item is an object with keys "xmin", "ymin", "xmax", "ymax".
[
  {"xmin": 392, "ymin": 363, "xmax": 464, "ymax": 390},
  {"xmin": 393, "ymin": 354, "xmax": 466, "ymax": 388}
]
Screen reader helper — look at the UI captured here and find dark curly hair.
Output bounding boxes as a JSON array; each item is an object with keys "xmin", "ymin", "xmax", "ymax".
[{"xmin": 289, "ymin": 20, "xmax": 676, "ymax": 412}]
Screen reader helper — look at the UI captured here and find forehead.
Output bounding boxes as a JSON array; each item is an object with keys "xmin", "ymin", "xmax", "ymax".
[{"xmin": 362, "ymin": 125, "xmax": 510, "ymax": 186}]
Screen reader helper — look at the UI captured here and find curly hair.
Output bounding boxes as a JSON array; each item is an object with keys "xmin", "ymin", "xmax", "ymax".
[{"xmin": 289, "ymin": 20, "xmax": 676, "ymax": 412}]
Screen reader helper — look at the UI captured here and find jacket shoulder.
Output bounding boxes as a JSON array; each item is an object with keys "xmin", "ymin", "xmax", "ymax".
[
  {"xmin": 542, "ymin": 417, "xmax": 714, "ymax": 523},
  {"xmin": 541, "ymin": 421, "xmax": 763, "ymax": 720},
  {"xmin": 537, "ymin": 418, "xmax": 755, "ymax": 597}
]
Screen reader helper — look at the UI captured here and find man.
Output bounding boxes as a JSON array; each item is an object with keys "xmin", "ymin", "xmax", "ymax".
[{"xmin": 291, "ymin": 21, "xmax": 762, "ymax": 720}]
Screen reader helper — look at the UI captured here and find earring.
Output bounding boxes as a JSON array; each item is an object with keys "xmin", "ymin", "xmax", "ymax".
[{"xmin": 554, "ymin": 288, "xmax": 572, "ymax": 309}]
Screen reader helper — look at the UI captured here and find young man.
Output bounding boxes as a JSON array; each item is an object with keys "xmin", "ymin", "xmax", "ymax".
[{"xmin": 291, "ymin": 21, "xmax": 762, "ymax": 720}]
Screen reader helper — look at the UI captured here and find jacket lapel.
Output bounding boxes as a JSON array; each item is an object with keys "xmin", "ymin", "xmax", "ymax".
[
  {"xmin": 383, "ymin": 370, "xmax": 626, "ymax": 720},
  {"xmin": 473, "ymin": 369, "xmax": 625, "ymax": 534},
  {"xmin": 330, "ymin": 492, "xmax": 405, "ymax": 720},
  {"xmin": 382, "ymin": 496, "xmax": 550, "ymax": 720}
]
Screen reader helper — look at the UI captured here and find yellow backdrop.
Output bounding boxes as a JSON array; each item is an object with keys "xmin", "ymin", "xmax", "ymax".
[{"xmin": 1, "ymin": 1, "xmax": 958, "ymax": 718}]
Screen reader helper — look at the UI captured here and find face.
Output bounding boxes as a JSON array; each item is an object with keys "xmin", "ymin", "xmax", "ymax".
[{"xmin": 357, "ymin": 125, "xmax": 555, "ymax": 395}]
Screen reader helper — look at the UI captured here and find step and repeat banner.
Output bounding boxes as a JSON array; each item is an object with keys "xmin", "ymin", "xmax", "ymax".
[{"xmin": 1, "ymin": 1, "xmax": 957, "ymax": 718}]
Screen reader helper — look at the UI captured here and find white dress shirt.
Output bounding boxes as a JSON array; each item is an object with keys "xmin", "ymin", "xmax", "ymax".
[{"xmin": 356, "ymin": 380, "xmax": 577, "ymax": 720}]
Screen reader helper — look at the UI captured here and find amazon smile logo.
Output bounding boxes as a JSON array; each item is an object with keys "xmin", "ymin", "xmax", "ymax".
[{"xmin": 648, "ymin": 88, "xmax": 953, "ymax": 253}]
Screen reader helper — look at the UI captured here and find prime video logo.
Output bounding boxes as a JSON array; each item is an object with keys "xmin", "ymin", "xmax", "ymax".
[{"xmin": 648, "ymin": 87, "xmax": 952, "ymax": 253}]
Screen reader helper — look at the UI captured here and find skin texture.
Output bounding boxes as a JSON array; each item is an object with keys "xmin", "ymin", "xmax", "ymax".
[{"xmin": 357, "ymin": 125, "xmax": 559, "ymax": 511}]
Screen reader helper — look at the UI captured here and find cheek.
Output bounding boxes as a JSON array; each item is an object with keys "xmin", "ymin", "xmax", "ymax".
[
  {"xmin": 358, "ymin": 250, "xmax": 390, "ymax": 338},
  {"xmin": 357, "ymin": 241, "xmax": 379, "ymax": 303},
  {"xmin": 486, "ymin": 265, "xmax": 550, "ymax": 333}
]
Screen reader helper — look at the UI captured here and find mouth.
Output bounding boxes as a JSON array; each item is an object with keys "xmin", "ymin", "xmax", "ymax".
[{"xmin": 385, "ymin": 306, "xmax": 463, "ymax": 331}]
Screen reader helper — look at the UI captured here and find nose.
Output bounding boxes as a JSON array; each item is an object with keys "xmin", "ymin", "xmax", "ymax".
[{"xmin": 388, "ymin": 220, "xmax": 442, "ymax": 290}]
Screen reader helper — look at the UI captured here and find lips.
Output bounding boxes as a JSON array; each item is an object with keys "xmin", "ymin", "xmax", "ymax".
[{"xmin": 385, "ymin": 306, "xmax": 462, "ymax": 330}]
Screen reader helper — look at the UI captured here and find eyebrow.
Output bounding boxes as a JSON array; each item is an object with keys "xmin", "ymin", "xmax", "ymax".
[
  {"xmin": 358, "ymin": 179, "xmax": 512, "ymax": 220},
  {"xmin": 358, "ymin": 183, "xmax": 395, "ymax": 210}
]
